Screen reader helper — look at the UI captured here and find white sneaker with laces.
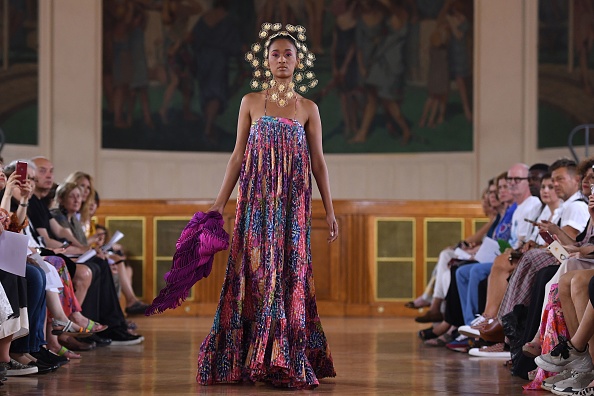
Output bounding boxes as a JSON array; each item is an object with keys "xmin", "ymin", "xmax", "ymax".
[
  {"xmin": 551, "ymin": 370, "xmax": 594, "ymax": 396},
  {"xmin": 535, "ymin": 338, "xmax": 593, "ymax": 373},
  {"xmin": 459, "ymin": 315, "xmax": 494, "ymax": 339},
  {"xmin": 542, "ymin": 369, "xmax": 575, "ymax": 391},
  {"xmin": 468, "ymin": 342, "xmax": 511, "ymax": 358}
]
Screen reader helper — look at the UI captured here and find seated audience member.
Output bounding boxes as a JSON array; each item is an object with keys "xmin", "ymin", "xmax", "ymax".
[
  {"xmin": 473, "ymin": 159, "xmax": 590, "ymax": 348},
  {"xmin": 414, "ymin": 175, "xmax": 510, "ymax": 324},
  {"xmin": 3, "ymin": 161, "xmax": 107, "ymax": 358},
  {"xmin": 531, "ymin": 272, "xmax": 594, "ymax": 393},
  {"xmin": 461, "ymin": 160, "xmax": 588, "ymax": 343},
  {"xmin": 528, "ymin": 163, "xmax": 549, "ymax": 197},
  {"xmin": 419, "ymin": 174, "xmax": 516, "ymax": 346},
  {"xmin": 456, "ymin": 163, "xmax": 541, "ymax": 344},
  {"xmin": 94, "ymin": 224, "xmax": 149, "ymax": 315},
  {"xmin": 0, "ymin": 161, "xmax": 39, "ymax": 376},
  {"xmin": 29, "ymin": 157, "xmax": 143, "ymax": 345},
  {"xmin": 51, "ymin": 181, "xmax": 143, "ymax": 345}
]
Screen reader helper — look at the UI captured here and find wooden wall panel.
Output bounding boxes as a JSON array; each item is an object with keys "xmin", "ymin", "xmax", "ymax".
[{"xmin": 96, "ymin": 199, "xmax": 486, "ymax": 317}]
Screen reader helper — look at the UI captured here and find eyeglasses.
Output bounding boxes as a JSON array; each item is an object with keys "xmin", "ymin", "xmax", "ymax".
[{"xmin": 506, "ymin": 177, "xmax": 528, "ymax": 183}]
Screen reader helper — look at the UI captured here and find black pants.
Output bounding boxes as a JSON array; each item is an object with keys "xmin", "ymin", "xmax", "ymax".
[{"xmin": 80, "ymin": 257, "xmax": 127, "ymax": 334}]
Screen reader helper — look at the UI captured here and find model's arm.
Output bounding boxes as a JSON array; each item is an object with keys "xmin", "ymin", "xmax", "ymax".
[
  {"xmin": 304, "ymin": 100, "xmax": 338, "ymax": 243},
  {"xmin": 208, "ymin": 95, "xmax": 253, "ymax": 215}
]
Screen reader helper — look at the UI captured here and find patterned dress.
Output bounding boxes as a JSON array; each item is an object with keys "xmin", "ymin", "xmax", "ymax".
[{"xmin": 197, "ymin": 115, "xmax": 336, "ymax": 389}]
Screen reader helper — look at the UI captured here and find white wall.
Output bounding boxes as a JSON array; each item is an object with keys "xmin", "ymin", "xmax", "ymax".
[{"xmin": 3, "ymin": 0, "xmax": 574, "ymax": 201}]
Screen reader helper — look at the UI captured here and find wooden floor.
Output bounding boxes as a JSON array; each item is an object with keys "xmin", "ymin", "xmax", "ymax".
[{"xmin": 6, "ymin": 316, "xmax": 538, "ymax": 395}]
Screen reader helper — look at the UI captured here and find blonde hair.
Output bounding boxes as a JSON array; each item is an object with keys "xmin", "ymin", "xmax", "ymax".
[{"xmin": 64, "ymin": 171, "xmax": 96, "ymax": 225}]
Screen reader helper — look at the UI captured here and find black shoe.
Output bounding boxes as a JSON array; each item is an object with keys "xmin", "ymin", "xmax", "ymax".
[
  {"xmin": 108, "ymin": 329, "xmax": 144, "ymax": 346},
  {"xmin": 30, "ymin": 348, "xmax": 69, "ymax": 367},
  {"xmin": 30, "ymin": 361, "xmax": 58, "ymax": 375},
  {"xmin": 125, "ymin": 301, "xmax": 150, "ymax": 316},
  {"xmin": 81, "ymin": 334, "xmax": 111, "ymax": 347}
]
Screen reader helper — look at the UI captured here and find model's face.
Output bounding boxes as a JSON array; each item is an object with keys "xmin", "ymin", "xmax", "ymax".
[{"xmin": 268, "ymin": 39, "xmax": 298, "ymax": 80}]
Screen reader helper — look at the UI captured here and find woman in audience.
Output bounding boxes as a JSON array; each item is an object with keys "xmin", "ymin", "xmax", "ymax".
[
  {"xmin": 419, "ymin": 173, "xmax": 513, "ymax": 345},
  {"xmin": 0, "ymin": 161, "xmax": 39, "ymax": 376},
  {"xmin": 414, "ymin": 176, "xmax": 507, "ymax": 323},
  {"xmin": 534, "ymin": 274, "xmax": 594, "ymax": 395},
  {"xmin": 51, "ymin": 182, "xmax": 143, "ymax": 345}
]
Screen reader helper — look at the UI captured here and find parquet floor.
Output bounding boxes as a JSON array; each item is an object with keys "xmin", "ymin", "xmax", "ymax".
[{"xmin": 5, "ymin": 316, "xmax": 536, "ymax": 395}]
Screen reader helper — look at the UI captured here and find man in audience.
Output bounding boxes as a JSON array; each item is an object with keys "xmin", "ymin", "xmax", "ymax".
[
  {"xmin": 457, "ymin": 163, "xmax": 541, "ymax": 347},
  {"xmin": 28, "ymin": 156, "xmax": 143, "ymax": 346},
  {"xmin": 528, "ymin": 163, "xmax": 550, "ymax": 198}
]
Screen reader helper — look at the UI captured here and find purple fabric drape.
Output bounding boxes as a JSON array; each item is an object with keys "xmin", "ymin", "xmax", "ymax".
[{"xmin": 146, "ymin": 211, "xmax": 229, "ymax": 316}]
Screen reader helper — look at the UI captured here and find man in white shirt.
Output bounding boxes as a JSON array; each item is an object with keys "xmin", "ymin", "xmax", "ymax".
[{"xmin": 457, "ymin": 163, "xmax": 541, "ymax": 337}]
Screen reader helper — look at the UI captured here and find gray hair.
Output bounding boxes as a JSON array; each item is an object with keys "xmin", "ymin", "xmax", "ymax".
[{"xmin": 4, "ymin": 159, "xmax": 37, "ymax": 177}]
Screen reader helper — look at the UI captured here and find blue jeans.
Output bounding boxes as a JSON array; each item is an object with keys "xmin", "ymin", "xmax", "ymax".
[
  {"xmin": 456, "ymin": 262, "xmax": 492, "ymax": 325},
  {"xmin": 11, "ymin": 263, "xmax": 47, "ymax": 353}
]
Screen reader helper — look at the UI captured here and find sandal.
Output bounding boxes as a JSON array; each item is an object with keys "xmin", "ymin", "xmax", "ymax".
[
  {"xmin": 404, "ymin": 297, "xmax": 430, "ymax": 309},
  {"xmin": 418, "ymin": 327, "xmax": 438, "ymax": 340},
  {"xmin": 522, "ymin": 341, "xmax": 541, "ymax": 358},
  {"xmin": 424, "ymin": 333, "xmax": 453, "ymax": 347},
  {"xmin": 85, "ymin": 319, "xmax": 108, "ymax": 333},
  {"xmin": 55, "ymin": 346, "xmax": 81, "ymax": 360},
  {"xmin": 52, "ymin": 320, "xmax": 92, "ymax": 338}
]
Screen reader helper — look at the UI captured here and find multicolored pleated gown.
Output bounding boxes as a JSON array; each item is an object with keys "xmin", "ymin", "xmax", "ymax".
[{"xmin": 197, "ymin": 115, "xmax": 336, "ymax": 389}]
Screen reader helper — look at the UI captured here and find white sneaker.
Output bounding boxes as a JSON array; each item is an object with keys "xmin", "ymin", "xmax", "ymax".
[
  {"xmin": 551, "ymin": 370, "xmax": 594, "ymax": 395},
  {"xmin": 458, "ymin": 325, "xmax": 480, "ymax": 338},
  {"xmin": 459, "ymin": 315, "xmax": 495, "ymax": 339},
  {"xmin": 542, "ymin": 369, "xmax": 575, "ymax": 391},
  {"xmin": 535, "ymin": 337, "xmax": 594, "ymax": 373},
  {"xmin": 1, "ymin": 359, "xmax": 38, "ymax": 376},
  {"xmin": 468, "ymin": 342, "xmax": 511, "ymax": 359}
]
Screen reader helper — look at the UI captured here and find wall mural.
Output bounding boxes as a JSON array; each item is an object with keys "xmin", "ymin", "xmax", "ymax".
[
  {"xmin": 102, "ymin": 0, "xmax": 474, "ymax": 154},
  {"xmin": 538, "ymin": 0, "xmax": 594, "ymax": 149},
  {"xmin": 0, "ymin": 0, "xmax": 38, "ymax": 148}
]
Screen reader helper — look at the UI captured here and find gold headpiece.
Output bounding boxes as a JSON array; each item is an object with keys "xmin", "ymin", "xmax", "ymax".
[{"xmin": 245, "ymin": 23, "xmax": 318, "ymax": 106}]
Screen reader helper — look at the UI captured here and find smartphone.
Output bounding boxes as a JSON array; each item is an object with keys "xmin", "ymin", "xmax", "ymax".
[
  {"xmin": 15, "ymin": 161, "xmax": 27, "ymax": 182},
  {"xmin": 524, "ymin": 218, "xmax": 538, "ymax": 226},
  {"xmin": 539, "ymin": 230, "xmax": 555, "ymax": 244}
]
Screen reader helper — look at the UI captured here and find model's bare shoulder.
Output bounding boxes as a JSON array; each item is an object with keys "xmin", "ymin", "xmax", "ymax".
[{"xmin": 298, "ymin": 97, "xmax": 320, "ymax": 123}]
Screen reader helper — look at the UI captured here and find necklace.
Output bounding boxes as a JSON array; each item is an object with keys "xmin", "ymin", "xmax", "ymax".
[{"xmin": 268, "ymin": 79, "xmax": 295, "ymax": 107}]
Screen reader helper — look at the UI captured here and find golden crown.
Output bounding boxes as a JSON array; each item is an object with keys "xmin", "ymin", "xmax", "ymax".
[{"xmin": 245, "ymin": 23, "xmax": 318, "ymax": 94}]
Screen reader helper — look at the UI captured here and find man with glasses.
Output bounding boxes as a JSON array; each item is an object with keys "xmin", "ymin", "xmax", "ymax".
[{"xmin": 457, "ymin": 163, "xmax": 541, "ymax": 350}]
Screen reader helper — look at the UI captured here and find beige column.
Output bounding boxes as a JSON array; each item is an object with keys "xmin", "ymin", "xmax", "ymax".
[
  {"xmin": 39, "ymin": 0, "xmax": 101, "ymax": 181},
  {"xmin": 474, "ymin": 0, "xmax": 538, "ymax": 184}
]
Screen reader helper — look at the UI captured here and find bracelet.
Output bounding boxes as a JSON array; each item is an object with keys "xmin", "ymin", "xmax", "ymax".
[{"xmin": 19, "ymin": 202, "xmax": 29, "ymax": 207}]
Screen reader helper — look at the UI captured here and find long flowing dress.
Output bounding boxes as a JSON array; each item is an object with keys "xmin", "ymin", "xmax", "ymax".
[{"xmin": 197, "ymin": 114, "xmax": 336, "ymax": 389}]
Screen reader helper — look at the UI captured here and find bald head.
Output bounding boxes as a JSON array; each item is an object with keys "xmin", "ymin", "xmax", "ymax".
[
  {"xmin": 507, "ymin": 163, "xmax": 532, "ymax": 204},
  {"xmin": 31, "ymin": 156, "xmax": 54, "ymax": 197}
]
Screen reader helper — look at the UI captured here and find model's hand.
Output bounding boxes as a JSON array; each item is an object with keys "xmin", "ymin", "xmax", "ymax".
[
  {"xmin": 327, "ymin": 215, "xmax": 338, "ymax": 243},
  {"xmin": 208, "ymin": 203, "xmax": 225, "ymax": 216}
]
